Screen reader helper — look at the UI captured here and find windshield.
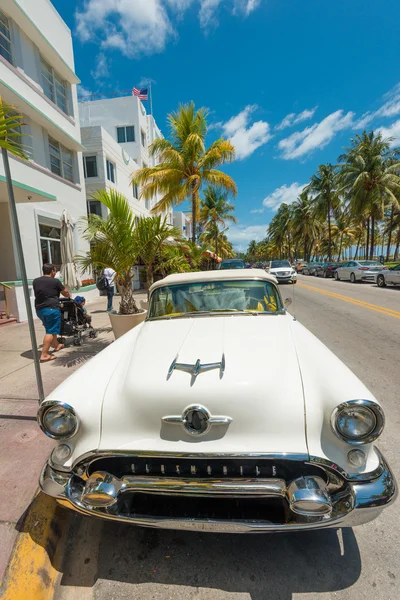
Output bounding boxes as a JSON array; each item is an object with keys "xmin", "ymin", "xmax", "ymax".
[
  {"xmin": 148, "ymin": 280, "xmax": 283, "ymax": 319},
  {"xmin": 270, "ymin": 260, "xmax": 291, "ymax": 268},
  {"xmin": 219, "ymin": 260, "xmax": 245, "ymax": 269}
]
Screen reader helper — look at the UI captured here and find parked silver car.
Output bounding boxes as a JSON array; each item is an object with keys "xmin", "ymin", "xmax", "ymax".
[
  {"xmin": 335, "ymin": 260, "xmax": 386, "ymax": 283},
  {"xmin": 376, "ymin": 264, "xmax": 400, "ymax": 287}
]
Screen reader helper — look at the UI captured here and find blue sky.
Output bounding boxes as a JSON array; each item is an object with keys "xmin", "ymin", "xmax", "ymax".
[{"xmin": 52, "ymin": 0, "xmax": 400, "ymax": 250}]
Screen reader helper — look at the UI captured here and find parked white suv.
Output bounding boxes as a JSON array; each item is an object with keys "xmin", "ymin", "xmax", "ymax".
[{"xmin": 267, "ymin": 260, "xmax": 297, "ymax": 284}]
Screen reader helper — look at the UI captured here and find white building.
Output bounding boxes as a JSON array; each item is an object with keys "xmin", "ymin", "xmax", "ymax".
[
  {"xmin": 0, "ymin": 0, "xmax": 91, "ymax": 321},
  {"xmin": 173, "ymin": 211, "xmax": 192, "ymax": 240},
  {"xmin": 81, "ymin": 126, "xmax": 150, "ymax": 220},
  {"xmin": 79, "ymin": 95, "xmax": 172, "ymax": 222}
]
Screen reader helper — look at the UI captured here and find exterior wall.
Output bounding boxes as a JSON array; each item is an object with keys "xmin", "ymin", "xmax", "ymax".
[
  {"xmin": 0, "ymin": 0, "xmax": 88, "ymax": 321},
  {"xmin": 173, "ymin": 211, "xmax": 192, "ymax": 240},
  {"xmin": 79, "ymin": 96, "xmax": 150, "ymax": 168},
  {"xmin": 81, "ymin": 126, "xmax": 152, "ymax": 219}
]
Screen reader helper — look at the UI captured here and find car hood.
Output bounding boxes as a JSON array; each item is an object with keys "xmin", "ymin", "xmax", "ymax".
[
  {"xmin": 270, "ymin": 267, "xmax": 292, "ymax": 272},
  {"xmin": 100, "ymin": 315, "xmax": 308, "ymax": 454}
]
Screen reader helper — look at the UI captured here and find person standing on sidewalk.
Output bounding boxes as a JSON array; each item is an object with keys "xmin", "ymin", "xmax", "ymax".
[
  {"xmin": 33, "ymin": 263, "xmax": 71, "ymax": 362},
  {"xmin": 103, "ymin": 267, "xmax": 116, "ymax": 312}
]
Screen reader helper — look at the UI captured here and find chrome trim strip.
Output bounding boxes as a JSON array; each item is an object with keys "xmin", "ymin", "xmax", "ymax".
[
  {"xmin": 37, "ymin": 400, "xmax": 79, "ymax": 441},
  {"xmin": 86, "ymin": 472, "xmax": 287, "ymax": 498},
  {"xmin": 69, "ymin": 450, "xmax": 310, "ymax": 473},
  {"xmin": 330, "ymin": 399, "xmax": 385, "ymax": 446}
]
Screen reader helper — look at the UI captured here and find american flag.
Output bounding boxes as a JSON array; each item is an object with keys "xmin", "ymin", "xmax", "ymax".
[{"xmin": 132, "ymin": 87, "xmax": 148, "ymax": 101}]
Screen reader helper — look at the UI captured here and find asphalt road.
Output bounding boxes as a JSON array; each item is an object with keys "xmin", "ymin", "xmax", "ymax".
[{"xmin": 56, "ymin": 276, "xmax": 400, "ymax": 600}]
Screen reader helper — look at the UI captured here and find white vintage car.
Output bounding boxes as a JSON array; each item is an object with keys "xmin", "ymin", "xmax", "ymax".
[{"xmin": 38, "ymin": 270, "xmax": 397, "ymax": 533}]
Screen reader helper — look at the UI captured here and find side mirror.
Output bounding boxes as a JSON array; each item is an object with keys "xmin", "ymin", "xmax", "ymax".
[{"xmin": 284, "ymin": 297, "xmax": 292, "ymax": 308}]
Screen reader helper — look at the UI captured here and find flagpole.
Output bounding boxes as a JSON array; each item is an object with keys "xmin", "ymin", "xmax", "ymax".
[{"xmin": 149, "ymin": 83, "xmax": 153, "ymax": 116}]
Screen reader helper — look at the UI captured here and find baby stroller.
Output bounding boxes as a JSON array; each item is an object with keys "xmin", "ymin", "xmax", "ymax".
[{"xmin": 58, "ymin": 298, "xmax": 97, "ymax": 346}]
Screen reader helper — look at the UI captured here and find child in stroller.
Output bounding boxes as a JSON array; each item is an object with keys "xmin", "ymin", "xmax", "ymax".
[{"xmin": 59, "ymin": 296, "xmax": 97, "ymax": 346}]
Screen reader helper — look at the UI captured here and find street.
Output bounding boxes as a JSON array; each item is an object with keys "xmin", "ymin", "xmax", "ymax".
[{"xmin": 53, "ymin": 276, "xmax": 400, "ymax": 600}]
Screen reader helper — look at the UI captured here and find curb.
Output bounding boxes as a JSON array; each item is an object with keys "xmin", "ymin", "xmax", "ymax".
[{"xmin": 0, "ymin": 492, "xmax": 71, "ymax": 600}]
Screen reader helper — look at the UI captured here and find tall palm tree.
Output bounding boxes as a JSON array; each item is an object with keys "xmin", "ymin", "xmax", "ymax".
[
  {"xmin": 267, "ymin": 203, "xmax": 294, "ymax": 259},
  {"xmin": 307, "ymin": 163, "xmax": 340, "ymax": 261},
  {"xmin": 200, "ymin": 225, "xmax": 235, "ymax": 259},
  {"xmin": 248, "ymin": 240, "xmax": 258, "ymax": 259},
  {"xmin": 331, "ymin": 210, "xmax": 357, "ymax": 261},
  {"xmin": 337, "ymin": 132, "xmax": 400, "ymax": 259},
  {"xmin": 134, "ymin": 215, "xmax": 185, "ymax": 291},
  {"xmin": 200, "ymin": 186, "xmax": 237, "ymax": 257},
  {"xmin": 132, "ymin": 102, "xmax": 237, "ymax": 243},
  {"xmin": 291, "ymin": 191, "xmax": 322, "ymax": 261}
]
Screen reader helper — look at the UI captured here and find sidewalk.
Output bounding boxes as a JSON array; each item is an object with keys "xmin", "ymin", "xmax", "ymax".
[{"xmin": 0, "ymin": 292, "xmax": 146, "ymax": 583}]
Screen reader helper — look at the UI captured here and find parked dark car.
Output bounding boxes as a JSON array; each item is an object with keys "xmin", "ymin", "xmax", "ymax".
[
  {"xmin": 315, "ymin": 262, "xmax": 342, "ymax": 278},
  {"xmin": 302, "ymin": 262, "xmax": 323, "ymax": 276},
  {"xmin": 219, "ymin": 259, "xmax": 245, "ymax": 270}
]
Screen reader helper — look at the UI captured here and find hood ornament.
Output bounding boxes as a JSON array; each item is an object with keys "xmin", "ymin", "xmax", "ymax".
[
  {"xmin": 162, "ymin": 404, "xmax": 232, "ymax": 436},
  {"xmin": 168, "ymin": 354, "xmax": 225, "ymax": 381}
]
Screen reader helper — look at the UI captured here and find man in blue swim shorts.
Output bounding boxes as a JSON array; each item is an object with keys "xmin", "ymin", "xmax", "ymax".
[{"xmin": 33, "ymin": 264, "xmax": 71, "ymax": 362}]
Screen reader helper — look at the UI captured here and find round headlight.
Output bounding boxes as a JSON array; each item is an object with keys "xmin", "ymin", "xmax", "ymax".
[
  {"xmin": 331, "ymin": 400, "xmax": 384, "ymax": 445},
  {"xmin": 38, "ymin": 401, "xmax": 79, "ymax": 440}
]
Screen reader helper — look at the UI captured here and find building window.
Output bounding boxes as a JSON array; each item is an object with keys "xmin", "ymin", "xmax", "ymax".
[
  {"xmin": 83, "ymin": 155, "xmax": 97, "ymax": 178},
  {"xmin": 39, "ymin": 222, "xmax": 61, "ymax": 268},
  {"xmin": 40, "ymin": 57, "xmax": 68, "ymax": 114},
  {"xmin": 132, "ymin": 183, "xmax": 139, "ymax": 199},
  {"xmin": 48, "ymin": 137, "xmax": 73, "ymax": 182},
  {"xmin": 141, "ymin": 129, "xmax": 146, "ymax": 147},
  {"xmin": 0, "ymin": 10, "xmax": 12, "ymax": 64},
  {"xmin": 106, "ymin": 159, "xmax": 116, "ymax": 183},
  {"xmin": 117, "ymin": 126, "xmax": 135, "ymax": 143},
  {"xmin": 88, "ymin": 200, "xmax": 102, "ymax": 217}
]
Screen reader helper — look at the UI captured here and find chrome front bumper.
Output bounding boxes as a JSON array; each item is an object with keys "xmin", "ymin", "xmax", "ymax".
[{"xmin": 40, "ymin": 449, "xmax": 397, "ymax": 533}]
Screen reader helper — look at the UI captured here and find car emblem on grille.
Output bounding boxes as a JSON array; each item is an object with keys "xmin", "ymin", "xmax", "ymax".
[
  {"xmin": 167, "ymin": 354, "xmax": 225, "ymax": 382},
  {"xmin": 162, "ymin": 404, "xmax": 233, "ymax": 436}
]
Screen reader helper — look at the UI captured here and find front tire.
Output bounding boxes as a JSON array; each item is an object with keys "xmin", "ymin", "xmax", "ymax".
[
  {"xmin": 323, "ymin": 271, "xmax": 327, "ymax": 278},
  {"xmin": 350, "ymin": 272, "xmax": 356, "ymax": 283},
  {"xmin": 335, "ymin": 271, "xmax": 340, "ymax": 281},
  {"xmin": 377, "ymin": 274, "xmax": 386, "ymax": 288}
]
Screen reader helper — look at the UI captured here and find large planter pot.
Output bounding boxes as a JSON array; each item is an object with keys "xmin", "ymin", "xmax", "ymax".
[{"xmin": 108, "ymin": 310, "xmax": 147, "ymax": 340}]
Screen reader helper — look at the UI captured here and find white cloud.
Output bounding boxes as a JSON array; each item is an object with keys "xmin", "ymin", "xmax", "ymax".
[
  {"xmin": 90, "ymin": 52, "xmax": 110, "ymax": 81},
  {"xmin": 233, "ymin": 0, "xmax": 261, "ymax": 15},
  {"xmin": 261, "ymin": 182, "xmax": 306, "ymax": 211},
  {"xmin": 377, "ymin": 119, "xmax": 400, "ymax": 146},
  {"xmin": 77, "ymin": 85, "xmax": 93, "ymax": 100},
  {"xmin": 228, "ymin": 224, "xmax": 268, "ymax": 251},
  {"xmin": 76, "ymin": 0, "xmax": 263, "ymax": 58},
  {"xmin": 278, "ymin": 110, "xmax": 354, "ymax": 160},
  {"xmin": 355, "ymin": 83, "xmax": 400, "ymax": 130},
  {"xmin": 199, "ymin": 0, "xmax": 222, "ymax": 28},
  {"xmin": 76, "ymin": 0, "xmax": 174, "ymax": 59},
  {"xmin": 276, "ymin": 107, "xmax": 317, "ymax": 130},
  {"xmin": 222, "ymin": 105, "xmax": 272, "ymax": 160}
]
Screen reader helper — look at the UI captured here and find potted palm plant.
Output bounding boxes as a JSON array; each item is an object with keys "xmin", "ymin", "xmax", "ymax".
[{"xmin": 78, "ymin": 189, "xmax": 147, "ymax": 339}]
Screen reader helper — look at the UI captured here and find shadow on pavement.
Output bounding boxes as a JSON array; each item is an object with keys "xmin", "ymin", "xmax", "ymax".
[{"xmin": 57, "ymin": 515, "xmax": 361, "ymax": 600}]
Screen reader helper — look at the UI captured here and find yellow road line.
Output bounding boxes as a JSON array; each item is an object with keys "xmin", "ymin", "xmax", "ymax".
[
  {"xmin": 0, "ymin": 492, "xmax": 70, "ymax": 600},
  {"xmin": 297, "ymin": 283, "xmax": 400, "ymax": 319}
]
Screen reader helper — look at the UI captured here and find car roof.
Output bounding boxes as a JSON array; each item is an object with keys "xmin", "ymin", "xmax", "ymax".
[{"xmin": 149, "ymin": 269, "xmax": 278, "ymax": 292}]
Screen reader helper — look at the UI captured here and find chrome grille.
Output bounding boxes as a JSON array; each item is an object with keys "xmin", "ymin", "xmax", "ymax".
[{"xmin": 86, "ymin": 456, "xmax": 326, "ymax": 482}]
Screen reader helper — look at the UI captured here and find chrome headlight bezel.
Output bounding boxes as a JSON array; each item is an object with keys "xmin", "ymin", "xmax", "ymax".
[
  {"xmin": 37, "ymin": 400, "xmax": 79, "ymax": 440},
  {"xmin": 331, "ymin": 399, "xmax": 385, "ymax": 445}
]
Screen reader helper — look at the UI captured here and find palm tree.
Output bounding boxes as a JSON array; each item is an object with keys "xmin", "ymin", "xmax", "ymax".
[
  {"xmin": 134, "ymin": 215, "xmax": 186, "ymax": 291},
  {"xmin": 78, "ymin": 189, "xmax": 142, "ymax": 314},
  {"xmin": 337, "ymin": 132, "xmax": 400, "ymax": 259},
  {"xmin": 331, "ymin": 210, "xmax": 357, "ymax": 261},
  {"xmin": 132, "ymin": 102, "xmax": 237, "ymax": 243},
  {"xmin": 248, "ymin": 240, "xmax": 258, "ymax": 260},
  {"xmin": 291, "ymin": 191, "xmax": 322, "ymax": 261},
  {"xmin": 307, "ymin": 163, "xmax": 340, "ymax": 261},
  {"xmin": 267, "ymin": 203, "xmax": 294, "ymax": 259},
  {"xmin": 200, "ymin": 186, "xmax": 237, "ymax": 257},
  {"xmin": 200, "ymin": 225, "xmax": 235, "ymax": 259}
]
